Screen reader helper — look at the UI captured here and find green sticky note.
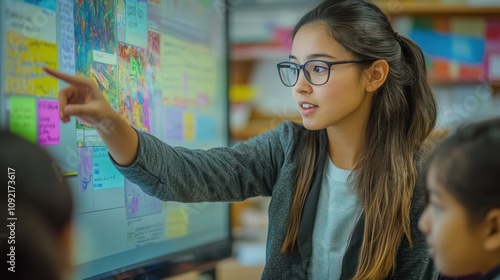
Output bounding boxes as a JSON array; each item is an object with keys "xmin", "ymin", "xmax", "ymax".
[{"xmin": 9, "ymin": 96, "xmax": 37, "ymax": 143}]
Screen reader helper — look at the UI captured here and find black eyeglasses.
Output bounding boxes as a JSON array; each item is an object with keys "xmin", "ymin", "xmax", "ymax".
[{"xmin": 276, "ymin": 59, "xmax": 371, "ymax": 87}]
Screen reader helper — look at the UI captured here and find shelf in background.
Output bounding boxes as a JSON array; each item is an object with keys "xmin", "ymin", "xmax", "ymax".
[
  {"xmin": 229, "ymin": 80, "xmax": 500, "ymax": 141},
  {"xmin": 230, "ymin": 111, "xmax": 301, "ymax": 141},
  {"xmin": 231, "ymin": 45, "xmax": 289, "ymax": 61},
  {"xmin": 374, "ymin": 1, "xmax": 500, "ymax": 16},
  {"xmin": 430, "ymin": 79, "xmax": 500, "ymax": 94}
]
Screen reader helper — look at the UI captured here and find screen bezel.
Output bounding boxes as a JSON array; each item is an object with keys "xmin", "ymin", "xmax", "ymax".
[{"xmin": 84, "ymin": 226, "xmax": 233, "ymax": 280}]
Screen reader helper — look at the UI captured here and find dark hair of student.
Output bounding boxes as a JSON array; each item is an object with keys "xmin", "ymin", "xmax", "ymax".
[
  {"xmin": 281, "ymin": 0, "xmax": 437, "ymax": 279},
  {"xmin": 428, "ymin": 118, "xmax": 500, "ymax": 224},
  {"xmin": 0, "ymin": 130, "xmax": 74, "ymax": 280}
]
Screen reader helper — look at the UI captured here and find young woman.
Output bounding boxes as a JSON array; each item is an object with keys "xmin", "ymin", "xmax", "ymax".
[
  {"xmin": 0, "ymin": 131, "xmax": 74, "ymax": 280},
  {"xmin": 419, "ymin": 118, "xmax": 500, "ymax": 280},
  {"xmin": 44, "ymin": 0, "xmax": 438, "ymax": 278}
]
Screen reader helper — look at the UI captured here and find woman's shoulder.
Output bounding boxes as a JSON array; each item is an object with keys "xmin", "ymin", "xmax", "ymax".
[
  {"xmin": 258, "ymin": 120, "xmax": 309, "ymax": 144},
  {"xmin": 274, "ymin": 120, "xmax": 307, "ymax": 135},
  {"xmin": 246, "ymin": 120, "xmax": 310, "ymax": 157}
]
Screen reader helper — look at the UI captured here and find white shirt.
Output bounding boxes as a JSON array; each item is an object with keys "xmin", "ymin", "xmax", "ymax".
[{"xmin": 308, "ymin": 159, "xmax": 363, "ymax": 280}]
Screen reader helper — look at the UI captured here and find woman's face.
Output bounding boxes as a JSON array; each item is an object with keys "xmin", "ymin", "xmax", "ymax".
[
  {"xmin": 289, "ymin": 23, "xmax": 372, "ymax": 131},
  {"xmin": 418, "ymin": 164, "xmax": 492, "ymax": 276}
]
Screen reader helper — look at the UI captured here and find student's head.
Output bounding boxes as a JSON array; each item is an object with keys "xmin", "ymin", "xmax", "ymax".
[
  {"xmin": 281, "ymin": 1, "xmax": 437, "ymax": 279},
  {"xmin": 0, "ymin": 131, "xmax": 74, "ymax": 280},
  {"xmin": 419, "ymin": 118, "xmax": 500, "ymax": 277}
]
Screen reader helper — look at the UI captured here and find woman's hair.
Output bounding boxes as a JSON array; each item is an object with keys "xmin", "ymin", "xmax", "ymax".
[
  {"xmin": 429, "ymin": 118, "xmax": 500, "ymax": 224},
  {"xmin": 281, "ymin": 0, "xmax": 437, "ymax": 279},
  {"xmin": 0, "ymin": 131, "xmax": 74, "ymax": 280}
]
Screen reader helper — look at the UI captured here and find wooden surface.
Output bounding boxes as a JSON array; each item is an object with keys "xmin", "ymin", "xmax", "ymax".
[{"xmin": 216, "ymin": 258, "xmax": 264, "ymax": 280}]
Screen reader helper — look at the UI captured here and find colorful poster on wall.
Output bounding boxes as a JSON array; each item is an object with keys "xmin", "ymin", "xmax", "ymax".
[
  {"xmin": 147, "ymin": 30, "xmax": 161, "ymax": 94},
  {"xmin": 75, "ymin": 0, "xmax": 117, "ymax": 74},
  {"xmin": 118, "ymin": 43, "xmax": 150, "ymax": 132},
  {"xmin": 75, "ymin": 0, "xmax": 118, "ymax": 146}
]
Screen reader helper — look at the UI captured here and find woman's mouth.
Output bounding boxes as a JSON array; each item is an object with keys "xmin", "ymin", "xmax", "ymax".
[{"xmin": 299, "ymin": 102, "xmax": 318, "ymax": 116}]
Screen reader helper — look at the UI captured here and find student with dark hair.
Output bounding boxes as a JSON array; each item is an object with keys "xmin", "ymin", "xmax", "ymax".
[
  {"xmin": 44, "ymin": 0, "xmax": 438, "ymax": 278},
  {"xmin": 419, "ymin": 118, "xmax": 500, "ymax": 280},
  {"xmin": 0, "ymin": 131, "xmax": 74, "ymax": 280}
]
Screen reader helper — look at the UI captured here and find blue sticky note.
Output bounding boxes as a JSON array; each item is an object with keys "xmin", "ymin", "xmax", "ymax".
[
  {"xmin": 92, "ymin": 146, "xmax": 124, "ymax": 190},
  {"xmin": 196, "ymin": 115, "xmax": 216, "ymax": 142},
  {"xmin": 22, "ymin": 0, "xmax": 56, "ymax": 11}
]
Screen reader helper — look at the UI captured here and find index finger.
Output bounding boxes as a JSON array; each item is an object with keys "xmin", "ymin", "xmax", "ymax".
[
  {"xmin": 57, "ymin": 86, "xmax": 74, "ymax": 123},
  {"xmin": 43, "ymin": 67, "xmax": 94, "ymax": 88}
]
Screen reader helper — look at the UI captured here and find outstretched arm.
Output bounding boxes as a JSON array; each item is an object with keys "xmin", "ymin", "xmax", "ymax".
[{"xmin": 43, "ymin": 68, "xmax": 138, "ymax": 166}]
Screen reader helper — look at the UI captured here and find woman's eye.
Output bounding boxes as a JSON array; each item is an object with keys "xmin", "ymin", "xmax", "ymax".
[{"xmin": 312, "ymin": 65, "xmax": 327, "ymax": 73}]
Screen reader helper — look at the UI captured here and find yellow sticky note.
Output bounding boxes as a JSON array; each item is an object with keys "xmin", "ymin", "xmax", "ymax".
[
  {"xmin": 5, "ymin": 32, "xmax": 58, "ymax": 97},
  {"xmin": 183, "ymin": 111, "xmax": 195, "ymax": 141},
  {"xmin": 166, "ymin": 206, "xmax": 189, "ymax": 240},
  {"xmin": 10, "ymin": 96, "xmax": 37, "ymax": 143}
]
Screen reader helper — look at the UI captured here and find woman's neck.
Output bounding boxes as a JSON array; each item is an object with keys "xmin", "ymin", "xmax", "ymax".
[
  {"xmin": 326, "ymin": 117, "xmax": 367, "ymax": 171},
  {"xmin": 326, "ymin": 89, "xmax": 373, "ymax": 170}
]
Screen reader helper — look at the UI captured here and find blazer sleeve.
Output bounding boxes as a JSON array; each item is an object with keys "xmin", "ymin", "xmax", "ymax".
[{"xmin": 111, "ymin": 122, "xmax": 296, "ymax": 203}]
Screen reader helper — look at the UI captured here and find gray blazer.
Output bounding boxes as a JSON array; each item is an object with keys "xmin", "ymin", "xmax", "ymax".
[{"xmin": 114, "ymin": 121, "xmax": 437, "ymax": 279}]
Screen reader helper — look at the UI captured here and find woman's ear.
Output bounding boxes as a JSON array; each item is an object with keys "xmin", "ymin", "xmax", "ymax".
[
  {"xmin": 483, "ymin": 209, "xmax": 500, "ymax": 252},
  {"xmin": 365, "ymin": 59, "xmax": 389, "ymax": 93}
]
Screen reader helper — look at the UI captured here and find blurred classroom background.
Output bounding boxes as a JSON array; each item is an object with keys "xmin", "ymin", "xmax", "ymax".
[{"xmin": 219, "ymin": 0, "xmax": 500, "ymax": 279}]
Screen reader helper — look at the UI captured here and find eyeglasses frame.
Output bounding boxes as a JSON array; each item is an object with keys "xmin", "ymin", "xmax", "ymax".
[{"xmin": 276, "ymin": 58, "xmax": 372, "ymax": 87}]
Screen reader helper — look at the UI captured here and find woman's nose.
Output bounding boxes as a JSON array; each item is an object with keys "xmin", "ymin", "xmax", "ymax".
[{"xmin": 293, "ymin": 71, "xmax": 312, "ymax": 94}]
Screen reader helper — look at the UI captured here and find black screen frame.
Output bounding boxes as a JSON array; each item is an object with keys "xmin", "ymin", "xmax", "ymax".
[{"xmin": 85, "ymin": 233, "xmax": 233, "ymax": 280}]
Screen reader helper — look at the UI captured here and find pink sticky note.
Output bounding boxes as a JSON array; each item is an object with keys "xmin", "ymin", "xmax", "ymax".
[{"xmin": 38, "ymin": 99, "xmax": 60, "ymax": 145}]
